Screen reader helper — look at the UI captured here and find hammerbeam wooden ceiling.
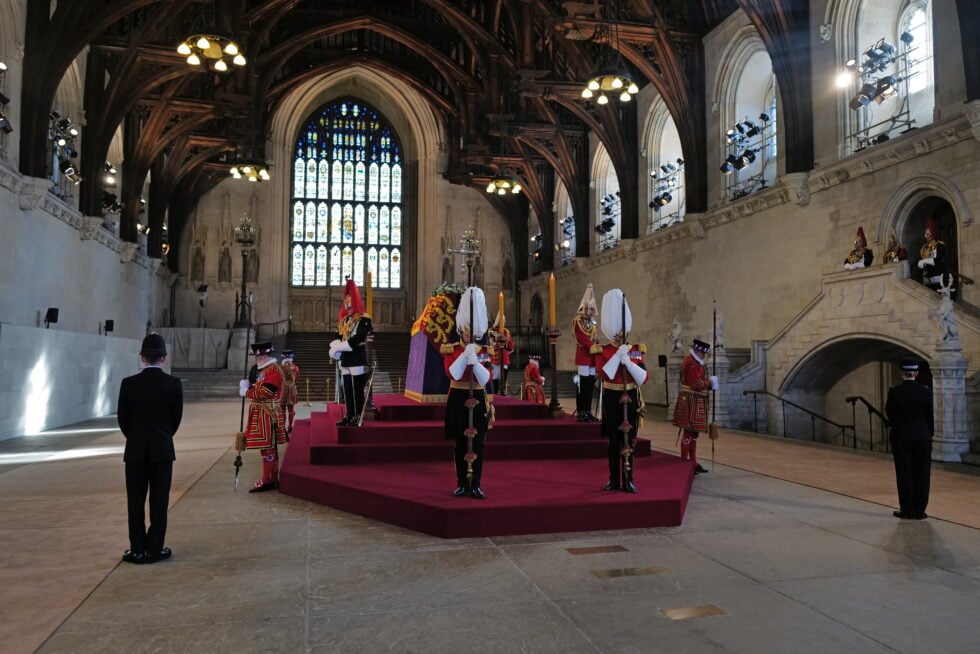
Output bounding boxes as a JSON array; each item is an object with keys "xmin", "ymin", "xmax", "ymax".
[{"xmin": 19, "ymin": 0, "xmax": 819, "ymax": 271}]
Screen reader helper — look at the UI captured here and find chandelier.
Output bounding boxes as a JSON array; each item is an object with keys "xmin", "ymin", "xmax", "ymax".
[
  {"xmin": 486, "ymin": 174, "xmax": 522, "ymax": 195},
  {"xmin": 580, "ymin": 24, "xmax": 639, "ymax": 104},
  {"xmin": 230, "ymin": 161, "xmax": 270, "ymax": 182},
  {"xmin": 176, "ymin": 35, "xmax": 246, "ymax": 72}
]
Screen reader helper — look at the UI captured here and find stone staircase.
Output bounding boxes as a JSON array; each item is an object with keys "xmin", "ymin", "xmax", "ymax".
[{"xmin": 174, "ymin": 368, "xmax": 244, "ymax": 400}]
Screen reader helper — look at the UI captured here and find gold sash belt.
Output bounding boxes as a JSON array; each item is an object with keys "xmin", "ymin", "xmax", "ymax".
[
  {"xmin": 681, "ymin": 385, "xmax": 708, "ymax": 397},
  {"xmin": 604, "ymin": 382, "xmax": 637, "ymax": 391},
  {"xmin": 449, "ymin": 380, "xmax": 485, "ymax": 390}
]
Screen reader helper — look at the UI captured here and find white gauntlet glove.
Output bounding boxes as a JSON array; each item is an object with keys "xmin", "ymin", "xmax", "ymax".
[
  {"xmin": 918, "ymin": 258, "xmax": 934, "ymax": 269},
  {"xmin": 239, "ymin": 379, "xmax": 250, "ymax": 397},
  {"xmin": 710, "ymin": 375, "xmax": 719, "ymax": 390}
]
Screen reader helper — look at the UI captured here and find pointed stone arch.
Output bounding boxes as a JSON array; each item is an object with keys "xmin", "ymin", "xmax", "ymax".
[
  {"xmin": 875, "ymin": 172, "xmax": 974, "ymax": 246},
  {"xmin": 764, "ymin": 265, "xmax": 977, "ymax": 460}
]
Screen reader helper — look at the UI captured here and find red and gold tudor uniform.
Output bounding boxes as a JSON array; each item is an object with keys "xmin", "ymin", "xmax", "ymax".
[
  {"xmin": 279, "ymin": 352, "xmax": 300, "ymax": 434},
  {"xmin": 672, "ymin": 339, "xmax": 713, "ymax": 472},
  {"xmin": 441, "ymin": 341, "xmax": 493, "ymax": 496},
  {"xmin": 487, "ymin": 324, "xmax": 514, "ymax": 394},
  {"xmin": 918, "ymin": 217, "xmax": 947, "ymax": 288},
  {"xmin": 572, "ymin": 313, "xmax": 601, "ymax": 421},
  {"xmin": 522, "ymin": 357, "xmax": 546, "ymax": 405},
  {"xmin": 242, "ymin": 344, "xmax": 288, "ymax": 492},
  {"xmin": 596, "ymin": 341, "xmax": 648, "ymax": 491}
]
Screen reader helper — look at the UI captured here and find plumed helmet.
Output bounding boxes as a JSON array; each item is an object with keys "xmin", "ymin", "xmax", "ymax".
[
  {"xmin": 854, "ymin": 226, "xmax": 867, "ymax": 248},
  {"xmin": 338, "ymin": 278, "xmax": 365, "ymax": 322},
  {"xmin": 456, "ymin": 287, "xmax": 489, "ymax": 340},
  {"xmin": 140, "ymin": 333, "xmax": 167, "ymax": 357},
  {"xmin": 600, "ymin": 288, "xmax": 632, "ymax": 342},
  {"xmin": 577, "ymin": 283, "xmax": 598, "ymax": 315}
]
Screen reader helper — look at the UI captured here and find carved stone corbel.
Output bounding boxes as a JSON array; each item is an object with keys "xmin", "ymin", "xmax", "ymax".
[
  {"xmin": 119, "ymin": 242, "xmax": 138, "ymax": 263},
  {"xmin": 18, "ymin": 176, "xmax": 52, "ymax": 211},
  {"xmin": 964, "ymin": 100, "xmax": 980, "ymax": 143},
  {"xmin": 78, "ymin": 215, "xmax": 103, "ymax": 240},
  {"xmin": 783, "ymin": 172, "xmax": 810, "ymax": 206}
]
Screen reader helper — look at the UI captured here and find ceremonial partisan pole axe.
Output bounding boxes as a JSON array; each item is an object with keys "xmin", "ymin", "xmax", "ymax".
[
  {"xmin": 709, "ymin": 300, "xmax": 720, "ymax": 470},
  {"xmin": 463, "ymin": 287, "xmax": 479, "ymax": 490},
  {"xmin": 618, "ymin": 293, "xmax": 633, "ymax": 490}
]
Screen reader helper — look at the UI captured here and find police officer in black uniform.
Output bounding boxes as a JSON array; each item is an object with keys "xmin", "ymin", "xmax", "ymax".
[{"xmin": 885, "ymin": 357, "xmax": 934, "ymax": 520}]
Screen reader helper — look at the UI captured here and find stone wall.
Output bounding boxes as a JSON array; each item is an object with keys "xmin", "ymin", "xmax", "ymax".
[{"xmin": 0, "ymin": 323, "xmax": 142, "ymax": 440}]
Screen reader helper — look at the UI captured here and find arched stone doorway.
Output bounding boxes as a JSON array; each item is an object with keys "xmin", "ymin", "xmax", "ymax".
[
  {"xmin": 778, "ymin": 336, "xmax": 929, "ymax": 450},
  {"xmin": 901, "ymin": 196, "xmax": 958, "ymax": 291}
]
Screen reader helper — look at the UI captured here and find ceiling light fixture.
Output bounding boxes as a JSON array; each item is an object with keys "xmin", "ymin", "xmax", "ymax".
[
  {"xmin": 176, "ymin": 34, "xmax": 246, "ymax": 72},
  {"xmin": 486, "ymin": 173, "xmax": 522, "ymax": 195},
  {"xmin": 580, "ymin": 22, "xmax": 639, "ymax": 105}
]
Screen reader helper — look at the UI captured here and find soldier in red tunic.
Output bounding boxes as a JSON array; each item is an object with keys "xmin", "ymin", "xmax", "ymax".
[
  {"xmin": 672, "ymin": 339, "xmax": 717, "ymax": 475},
  {"xmin": 572, "ymin": 283, "xmax": 601, "ymax": 422},
  {"xmin": 441, "ymin": 287, "xmax": 493, "ymax": 499},
  {"xmin": 330, "ymin": 279, "xmax": 374, "ymax": 426},
  {"xmin": 239, "ymin": 342, "xmax": 288, "ymax": 492},
  {"xmin": 522, "ymin": 355, "xmax": 546, "ymax": 404},
  {"xmin": 279, "ymin": 350, "xmax": 300, "ymax": 434},
  {"xmin": 596, "ymin": 289, "xmax": 648, "ymax": 493},
  {"xmin": 487, "ymin": 311, "xmax": 514, "ymax": 395}
]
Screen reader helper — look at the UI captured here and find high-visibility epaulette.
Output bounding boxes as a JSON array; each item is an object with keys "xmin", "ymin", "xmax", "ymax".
[{"xmin": 440, "ymin": 343, "xmax": 457, "ymax": 355}]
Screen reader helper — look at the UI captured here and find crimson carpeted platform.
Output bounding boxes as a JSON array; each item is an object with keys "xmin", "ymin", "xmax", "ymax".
[{"xmin": 279, "ymin": 394, "xmax": 694, "ymax": 538}]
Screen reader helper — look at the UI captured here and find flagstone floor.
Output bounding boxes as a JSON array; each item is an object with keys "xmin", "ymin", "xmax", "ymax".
[{"xmin": 2, "ymin": 399, "xmax": 979, "ymax": 654}]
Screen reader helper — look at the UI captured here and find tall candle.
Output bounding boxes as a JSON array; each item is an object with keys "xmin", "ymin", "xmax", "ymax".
[
  {"xmin": 498, "ymin": 291, "xmax": 505, "ymax": 329},
  {"xmin": 365, "ymin": 271, "xmax": 373, "ymax": 316},
  {"xmin": 549, "ymin": 273, "xmax": 556, "ymax": 327}
]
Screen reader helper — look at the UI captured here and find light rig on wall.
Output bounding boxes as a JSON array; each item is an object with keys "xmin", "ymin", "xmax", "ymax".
[
  {"xmin": 648, "ymin": 157, "xmax": 685, "ymax": 231},
  {"xmin": 720, "ymin": 112, "xmax": 774, "ymax": 202},
  {"xmin": 595, "ymin": 191, "xmax": 619, "ymax": 252},
  {"xmin": 839, "ymin": 32, "xmax": 919, "ymax": 153}
]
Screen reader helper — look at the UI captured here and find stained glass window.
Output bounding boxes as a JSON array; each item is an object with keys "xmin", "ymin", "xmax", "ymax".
[{"xmin": 291, "ymin": 98, "xmax": 403, "ymax": 288}]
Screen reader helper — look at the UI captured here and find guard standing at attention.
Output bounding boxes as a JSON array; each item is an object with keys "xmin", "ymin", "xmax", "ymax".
[
  {"xmin": 595, "ymin": 289, "xmax": 648, "ymax": 493},
  {"xmin": 885, "ymin": 357, "xmax": 934, "ymax": 520},
  {"xmin": 672, "ymin": 339, "xmax": 717, "ymax": 475},
  {"xmin": 239, "ymin": 342, "xmax": 287, "ymax": 492},
  {"xmin": 571, "ymin": 283, "xmax": 601, "ymax": 422},
  {"xmin": 279, "ymin": 350, "xmax": 300, "ymax": 435},
  {"xmin": 117, "ymin": 333, "xmax": 183, "ymax": 564},
  {"xmin": 330, "ymin": 278, "xmax": 374, "ymax": 426},
  {"xmin": 442, "ymin": 286, "xmax": 493, "ymax": 499}
]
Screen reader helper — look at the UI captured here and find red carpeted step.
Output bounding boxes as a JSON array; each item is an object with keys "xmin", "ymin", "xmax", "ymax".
[
  {"xmin": 336, "ymin": 417, "xmax": 602, "ymax": 444},
  {"xmin": 280, "ymin": 424, "xmax": 692, "ymax": 538},
  {"xmin": 373, "ymin": 394, "xmax": 549, "ymax": 421}
]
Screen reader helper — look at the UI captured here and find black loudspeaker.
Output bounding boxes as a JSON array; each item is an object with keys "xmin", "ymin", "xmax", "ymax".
[
  {"xmin": 44, "ymin": 307, "xmax": 59, "ymax": 326},
  {"xmin": 657, "ymin": 355, "xmax": 668, "ymax": 368},
  {"xmin": 104, "ymin": 320, "xmax": 114, "ymax": 333}
]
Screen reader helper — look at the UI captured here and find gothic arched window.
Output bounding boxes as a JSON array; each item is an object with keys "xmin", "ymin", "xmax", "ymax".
[{"xmin": 290, "ymin": 98, "xmax": 403, "ymax": 289}]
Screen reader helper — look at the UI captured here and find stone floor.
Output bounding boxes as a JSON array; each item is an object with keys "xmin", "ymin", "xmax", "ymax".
[{"xmin": 2, "ymin": 399, "xmax": 979, "ymax": 654}]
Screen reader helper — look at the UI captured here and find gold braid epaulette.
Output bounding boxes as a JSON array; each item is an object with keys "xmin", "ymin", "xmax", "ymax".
[
  {"xmin": 440, "ymin": 343, "xmax": 457, "ymax": 355},
  {"xmin": 636, "ymin": 343, "xmax": 647, "ymax": 354}
]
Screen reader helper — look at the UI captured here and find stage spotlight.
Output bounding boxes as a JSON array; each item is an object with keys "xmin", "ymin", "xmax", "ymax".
[
  {"xmin": 900, "ymin": 32, "xmax": 914, "ymax": 45},
  {"xmin": 0, "ymin": 112, "xmax": 12, "ymax": 134},
  {"xmin": 740, "ymin": 149, "xmax": 757, "ymax": 165},
  {"xmin": 875, "ymin": 76, "xmax": 898, "ymax": 102},
  {"xmin": 44, "ymin": 307, "xmax": 59, "ymax": 328}
]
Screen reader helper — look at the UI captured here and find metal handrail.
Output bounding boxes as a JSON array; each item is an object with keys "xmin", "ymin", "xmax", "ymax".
[
  {"xmin": 255, "ymin": 318, "xmax": 292, "ymax": 352},
  {"xmin": 743, "ymin": 389, "xmax": 855, "ymax": 446},
  {"xmin": 845, "ymin": 396, "xmax": 891, "ymax": 453}
]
